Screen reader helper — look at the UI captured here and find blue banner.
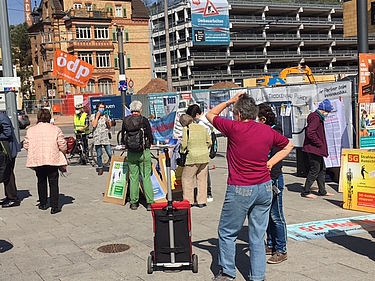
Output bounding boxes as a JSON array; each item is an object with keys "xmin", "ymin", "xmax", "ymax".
[
  {"xmin": 148, "ymin": 93, "xmax": 179, "ymax": 118},
  {"xmin": 191, "ymin": 0, "xmax": 230, "ymax": 46},
  {"xmin": 149, "ymin": 111, "xmax": 177, "ymax": 142},
  {"xmin": 89, "ymin": 96, "xmax": 123, "ymax": 119}
]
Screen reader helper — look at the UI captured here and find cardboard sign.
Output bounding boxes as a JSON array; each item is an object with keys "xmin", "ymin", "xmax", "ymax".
[
  {"xmin": 52, "ymin": 49, "xmax": 94, "ymax": 87},
  {"xmin": 104, "ymin": 156, "xmax": 128, "ymax": 205}
]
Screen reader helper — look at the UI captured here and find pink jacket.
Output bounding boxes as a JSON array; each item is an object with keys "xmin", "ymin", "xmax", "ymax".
[{"xmin": 23, "ymin": 122, "xmax": 67, "ymax": 168}]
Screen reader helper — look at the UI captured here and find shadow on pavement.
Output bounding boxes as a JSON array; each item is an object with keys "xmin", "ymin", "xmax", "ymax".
[
  {"xmin": 324, "ymin": 198, "xmax": 344, "ymax": 208},
  {"xmin": 18, "ymin": 189, "xmax": 32, "ymax": 202},
  {"xmin": 285, "ymin": 182, "xmax": 303, "ymax": 193},
  {"xmin": 0, "ymin": 240, "xmax": 13, "ymax": 253},
  {"xmin": 59, "ymin": 194, "xmax": 75, "ymax": 207},
  {"xmin": 193, "ymin": 226, "xmax": 250, "ymax": 280},
  {"xmin": 325, "ymin": 228, "xmax": 375, "ymax": 262}
]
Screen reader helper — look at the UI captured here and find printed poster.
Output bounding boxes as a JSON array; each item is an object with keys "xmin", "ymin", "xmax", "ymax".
[
  {"xmin": 359, "ymin": 103, "xmax": 375, "ymax": 149},
  {"xmin": 190, "ymin": 0, "xmax": 230, "ymax": 45},
  {"xmin": 340, "ymin": 149, "xmax": 375, "ymax": 213},
  {"xmin": 358, "ymin": 53, "xmax": 375, "ymax": 103},
  {"xmin": 104, "ymin": 156, "xmax": 128, "ymax": 205}
]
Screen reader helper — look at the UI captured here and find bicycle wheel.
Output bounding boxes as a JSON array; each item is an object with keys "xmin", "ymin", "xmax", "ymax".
[
  {"xmin": 117, "ymin": 130, "xmax": 124, "ymax": 145},
  {"xmin": 90, "ymin": 144, "xmax": 112, "ymax": 167}
]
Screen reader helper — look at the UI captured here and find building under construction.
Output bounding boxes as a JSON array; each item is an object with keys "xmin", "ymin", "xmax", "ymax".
[{"xmin": 150, "ymin": 0, "xmax": 370, "ymax": 91}]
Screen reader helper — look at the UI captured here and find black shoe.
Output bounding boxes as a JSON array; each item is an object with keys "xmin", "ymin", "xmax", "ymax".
[
  {"xmin": 146, "ymin": 203, "xmax": 152, "ymax": 211},
  {"xmin": 0, "ymin": 198, "xmax": 10, "ymax": 205},
  {"xmin": 2, "ymin": 200, "xmax": 20, "ymax": 208},
  {"xmin": 38, "ymin": 204, "xmax": 48, "ymax": 210},
  {"xmin": 50, "ymin": 207, "xmax": 61, "ymax": 214},
  {"xmin": 197, "ymin": 204, "xmax": 207, "ymax": 208},
  {"xmin": 190, "ymin": 203, "xmax": 197, "ymax": 208},
  {"xmin": 130, "ymin": 203, "xmax": 139, "ymax": 210}
]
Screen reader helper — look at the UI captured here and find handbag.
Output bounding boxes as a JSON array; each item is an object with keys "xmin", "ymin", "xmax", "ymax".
[{"xmin": 177, "ymin": 126, "xmax": 189, "ymax": 167}]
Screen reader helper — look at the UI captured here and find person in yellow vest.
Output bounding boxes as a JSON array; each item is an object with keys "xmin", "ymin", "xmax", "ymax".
[{"xmin": 73, "ymin": 104, "xmax": 90, "ymax": 161}]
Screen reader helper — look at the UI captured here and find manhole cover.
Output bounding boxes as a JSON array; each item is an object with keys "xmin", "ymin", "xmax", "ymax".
[{"xmin": 97, "ymin": 243, "xmax": 130, "ymax": 253}]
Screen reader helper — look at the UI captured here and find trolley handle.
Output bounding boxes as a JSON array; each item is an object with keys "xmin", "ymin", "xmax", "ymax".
[{"xmin": 163, "ymin": 148, "xmax": 171, "ymax": 168}]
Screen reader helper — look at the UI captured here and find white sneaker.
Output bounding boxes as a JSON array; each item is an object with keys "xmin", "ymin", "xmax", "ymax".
[{"xmin": 207, "ymin": 196, "xmax": 213, "ymax": 202}]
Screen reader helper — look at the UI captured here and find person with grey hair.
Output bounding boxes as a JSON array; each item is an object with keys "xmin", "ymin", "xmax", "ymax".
[
  {"xmin": 130, "ymin": 100, "xmax": 142, "ymax": 112},
  {"xmin": 121, "ymin": 100, "xmax": 154, "ymax": 211},
  {"xmin": 179, "ymin": 114, "xmax": 211, "ymax": 207},
  {"xmin": 206, "ymin": 92, "xmax": 294, "ymax": 281}
]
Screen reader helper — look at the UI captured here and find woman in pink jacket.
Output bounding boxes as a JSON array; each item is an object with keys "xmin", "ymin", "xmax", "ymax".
[{"xmin": 23, "ymin": 109, "xmax": 67, "ymax": 214}]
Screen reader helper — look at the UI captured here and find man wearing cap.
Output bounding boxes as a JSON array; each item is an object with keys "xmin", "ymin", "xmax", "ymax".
[
  {"xmin": 301, "ymin": 99, "xmax": 334, "ymax": 199},
  {"xmin": 73, "ymin": 104, "xmax": 90, "ymax": 162}
]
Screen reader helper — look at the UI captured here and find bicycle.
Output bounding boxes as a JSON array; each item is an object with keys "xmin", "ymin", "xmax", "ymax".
[{"xmin": 66, "ymin": 133, "xmax": 89, "ymax": 165}]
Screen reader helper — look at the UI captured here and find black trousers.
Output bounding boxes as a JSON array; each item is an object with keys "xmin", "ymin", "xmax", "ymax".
[
  {"xmin": 302, "ymin": 153, "xmax": 327, "ymax": 196},
  {"xmin": 4, "ymin": 157, "xmax": 19, "ymax": 202},
  {"xmin": 34, "ymin": 165, "xmax": 59, "ymax": 208}
]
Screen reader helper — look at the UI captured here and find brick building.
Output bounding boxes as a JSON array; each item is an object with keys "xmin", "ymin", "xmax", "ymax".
[{"xmin": 28, "ymin": 0, "xmax": 152, "ymax": 101}]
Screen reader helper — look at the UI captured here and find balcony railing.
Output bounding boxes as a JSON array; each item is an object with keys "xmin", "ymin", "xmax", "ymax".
[{"xmin": 69, "ymin": 8, "xmax": 112, "ymax": 19}]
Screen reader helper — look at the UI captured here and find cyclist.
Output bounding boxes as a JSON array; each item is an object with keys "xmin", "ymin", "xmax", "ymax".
[{"xmin": 73, "ymin": 103, "xmax": 90, "ymax": 162}]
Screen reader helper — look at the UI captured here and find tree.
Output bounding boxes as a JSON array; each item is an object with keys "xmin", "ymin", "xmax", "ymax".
[{"xmin": 10, "ymin": 23, "xmax": 33, "ymax": 98}]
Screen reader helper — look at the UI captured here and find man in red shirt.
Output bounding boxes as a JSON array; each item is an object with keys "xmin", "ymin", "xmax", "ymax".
[{"xmin": 206, "ymin": 92, "xmax": 293, "ymax": 281}]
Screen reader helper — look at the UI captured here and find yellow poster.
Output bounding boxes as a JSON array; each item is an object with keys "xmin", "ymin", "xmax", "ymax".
[{"xmin": 340, "ymin": 149, "xmax": 375, "ymax": 213}]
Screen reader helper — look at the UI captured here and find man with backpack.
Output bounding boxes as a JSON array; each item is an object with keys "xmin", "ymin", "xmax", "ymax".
[
  {"xmin": 121, "ymin": 100, "xmax": 154, "ymax": 211},
  {"xmin": 0, "ymin": 112, "xmax": 21, "ymax": 208}
]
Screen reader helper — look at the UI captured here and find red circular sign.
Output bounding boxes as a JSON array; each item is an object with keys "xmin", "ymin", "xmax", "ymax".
[{"xmin": 128, "ymin": 79, "xmax": 134, "ymax": 88}]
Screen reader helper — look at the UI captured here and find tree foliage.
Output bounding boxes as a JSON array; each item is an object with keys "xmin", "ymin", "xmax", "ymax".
[{"xmin": 10, "ymin": 23, "xmax": 33, "ymax": 98}]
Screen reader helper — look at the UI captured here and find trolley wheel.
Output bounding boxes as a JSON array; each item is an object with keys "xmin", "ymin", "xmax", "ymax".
[
  {"xmin": 147, "ymin": 255, "xmax": 154, "ymax": 274},
  {"xmin": 192, "ymin": 254, "xmax": 198, "ymax": 273}
]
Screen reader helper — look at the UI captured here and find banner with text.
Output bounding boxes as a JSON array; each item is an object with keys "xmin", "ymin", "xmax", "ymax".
[
  {"xmin": 52, "ymin": 50, "xmax": 94, "ymax": 87},
  {"xmin": 190, "ymin": 0, "xmax": 230, "ymax": 45},
  {"xmin": 358, "ymin": 53, "xmax": 375, "ymax": 103},
  {"xmin": 150, "ymin": 111, "xmax": 177, "ymax": 142},
  {"xmin": 340, "ymin": 149, "xmax": 375, "ymax": 213}
]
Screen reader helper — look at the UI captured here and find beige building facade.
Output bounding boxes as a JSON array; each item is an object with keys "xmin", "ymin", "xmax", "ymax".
[
  {"xmin": 28, "ymin": 0, "xmax": 151, "ymax": 101},
  {"xmin": 343, "ymin": 0, "xmax": 375, "ymax": 37}
]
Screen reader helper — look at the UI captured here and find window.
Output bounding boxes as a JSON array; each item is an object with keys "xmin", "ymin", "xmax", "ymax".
[
  {"xmin": 115, "ymin": 6, "xmax": 122, "ymax": 17},
  {"xmin": 94, "ymin": 26, "xmax": 109, "ymax": 39},
  {"xmin": 96, "ymin": 52, "xmax": 111, "ymax": 68},
  {"xmin": 85, "ymin": 4, "xmax": 92, "ymax": 11},
  {"xmin": 81, "ymin": 80, "xmax": 95, "ymax": 93},
  {"xmin": 78, "ymin": 52, "xmax": 93, "ymax": 65},
  {"xmin": 126, "ymin": 54, "xmax": 131, "ymax": 68},
  {"xmin": 76, "ymin": 26, "xmax": 91, "ymax": 39},
  {"xmin": 98, "ymin": 79, "xmax": 112, "ymax": 95},
  {"xmin": 73, "ymin": 3, "xmax": 82, "ymax": 9}
]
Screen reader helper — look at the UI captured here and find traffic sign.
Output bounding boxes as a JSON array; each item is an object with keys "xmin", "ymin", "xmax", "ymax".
[{"xmin": 0, "ymin": 77, "xmax": 21, "ymax": 91}]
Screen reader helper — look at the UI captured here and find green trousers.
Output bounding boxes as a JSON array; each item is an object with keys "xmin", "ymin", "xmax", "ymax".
[{"xmin": 127, "ymin": 149, "xmax": 154, "ymax": 204}]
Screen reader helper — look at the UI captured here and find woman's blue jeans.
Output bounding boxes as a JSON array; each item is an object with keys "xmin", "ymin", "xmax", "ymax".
[
  {"xmin": 217, "ymin": 181, "xmax": 272, "ymax": 281},
  {"xmin": 95, "ymin": 144, "xmax": 112, "ymax": 168},
  {"xmin": 266, "ymin": 174, "xmax": 287, "ymax": 254}
]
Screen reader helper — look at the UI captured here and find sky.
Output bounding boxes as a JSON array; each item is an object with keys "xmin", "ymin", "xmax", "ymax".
[{"xmin": 7, "ymin": 0, "xmax": 31, "ymax": 26}]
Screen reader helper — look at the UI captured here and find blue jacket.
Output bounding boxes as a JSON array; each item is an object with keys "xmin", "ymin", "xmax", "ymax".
[{"xmin": 0, "ymin": 113, "xmax": 21, "ymax": 158}]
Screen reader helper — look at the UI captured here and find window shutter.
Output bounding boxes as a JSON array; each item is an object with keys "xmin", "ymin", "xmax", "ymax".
[
  {"xmin": 112, "ymin": 28, "xmax": 117, "ymax": 42},
  {"xmin": 125, "ymin": 29, "xmax": 129, "ymax": 42},
  {"xmin": 114, "ymin": 54, "xmax": 119, "ymax": 69},
  {"xmin": 127, "ymin": 54, "xmax": 131, "ymax": 68},
  {"xmin": 123, "ymin": 7, "xmax": 127, "ymax": 18}
]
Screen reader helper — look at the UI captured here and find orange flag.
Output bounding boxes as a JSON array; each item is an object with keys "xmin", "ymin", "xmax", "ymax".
[{"xmin": 52, "ymin": 49, "xmax": 94, "ymax": 87}]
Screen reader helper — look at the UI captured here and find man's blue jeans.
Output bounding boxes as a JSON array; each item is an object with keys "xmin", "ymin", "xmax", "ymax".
[
  {"xmin": 266, "ymin": 175, "xmax": 287, "ymax": 254},
  {"xmin": 95, "ymin": 144, "xmax": 112, "ymax": 168},
  {"xmin": 218, "ymin": 181, "xmax": 272, "ymax": 281}
]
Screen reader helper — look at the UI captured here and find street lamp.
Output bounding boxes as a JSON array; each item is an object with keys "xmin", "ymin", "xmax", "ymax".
[{"xmin": 116, "ymin": 26, "xmax": 127, "ymax": 118}]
